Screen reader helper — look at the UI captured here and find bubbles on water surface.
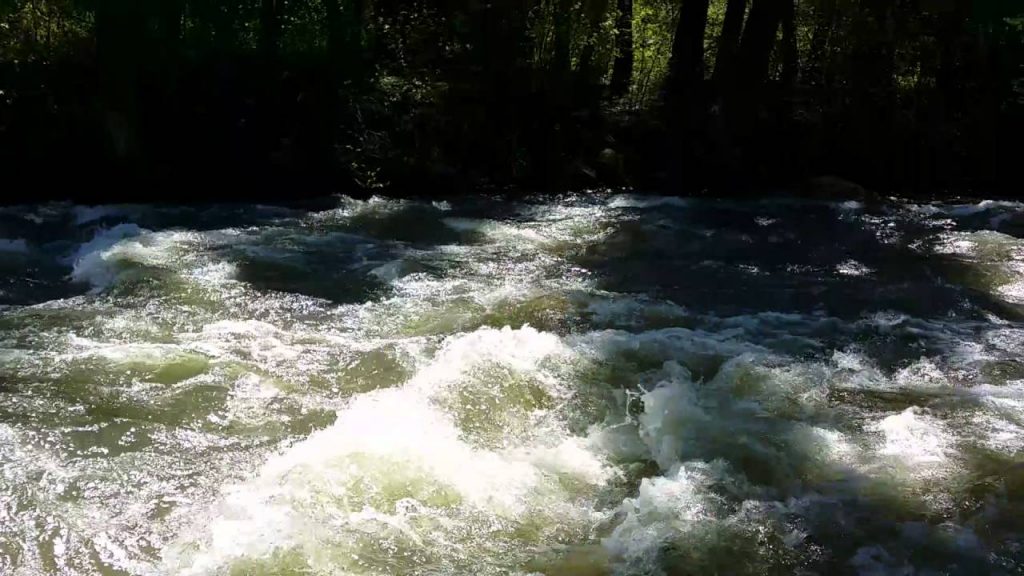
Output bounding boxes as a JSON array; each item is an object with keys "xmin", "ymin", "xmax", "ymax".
[{"xmin": 2, "ymin": 196, "xmax": 1024, "ymax": 574}]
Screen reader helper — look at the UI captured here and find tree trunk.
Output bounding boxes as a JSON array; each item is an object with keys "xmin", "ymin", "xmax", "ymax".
[
  {"xmin": 553, "ymin": 0, "xmax": 573, "ymax": 76},
  {"xmin": 344, "ymin": 0, "xmax": 366, "ymax": 53},
  {"xmin": 735, "ymin": 0, "xmax": 786, "ymax": 91},
  {"xmin": 806, "ymin": 0, "xmax": 835, "ymax": 87},
  {"xmin": 260, "ymin": 0, "xmax": 281, "ymax": 59},
  {"xmin": 664, "ymin": 0, "xmax": 711, "ymax": 191},
  {"xmin": 197, "ymin": 0, "xmax": 237, "ymax": 52},
  {"xmin": 325, "ymin": 0, "xmax": 343, "ymax": 60},
  {"xmin": 937, "ymin": 0, "xmax": 972, "ymax": 105},
  {"xmin": 154, "ymin": 0, "xmax": 185, "ymax": 161},
  {"xmin": 711, "ymin": 0, "xmax": 746, "ymax": 87},
  {"xmin": 95, "ymin": 0, "xmax": 143, "ymax": 160},
  {"xmin": 610, "ymin": 0, "xmax": 634, "ymax": 98},
  {"xmin": 157, "ymin": 0, "xmax": 184, "ymax": 49},
  {"xmin": 666, "ymin": 0, "xmax": 711, "ymax": 101},
  {"xmin": 780, "ymin": 0, "xmax": 798, "ymax": 88},
  {"xmin": 851, "ymin": 0, "xmax": 895, "ymax": 101},
  {"xmin": 578, "ymin": 0, "xmax": 611, "ymax": 85},
  {"xmin": 847, "ymin": 0, "xmax": 896, "ymax": 182}
]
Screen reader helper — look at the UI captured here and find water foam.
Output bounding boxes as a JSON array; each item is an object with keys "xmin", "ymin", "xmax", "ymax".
[
  {"xmin": 869, "ymin": 407, "xmax": 952, "ymax": 469},
  {"xmin": 603, "ymin": 462, "xmax": 716, "ymax": 568},
  {"xmin": 8, "ymin": 195, "xmax": 1024, "ymax": 575},
  {"xmin": 68, "ymin": 223, "xmax": 148, "ymax": 288},
  {"xmin": 166, "ymin": 326, "xmax": 618, "ymax": 575},
  {"xmin": 608, "ymin": 194, "xmax": 689, "ymax": 209}
]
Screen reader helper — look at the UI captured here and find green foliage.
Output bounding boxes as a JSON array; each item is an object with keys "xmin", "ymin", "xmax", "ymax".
[
  {"xmin": 625, "ymin": 0, "xmax": 675, "ymax": 107},
  {"xmin": 0, "ymin": 0, "xmax": 90, "ymax": 61}
]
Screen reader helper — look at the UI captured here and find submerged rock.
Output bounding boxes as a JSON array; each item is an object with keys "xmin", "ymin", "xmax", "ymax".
[{"xmin": 803, "ymin": 175, "xmax": 882, "ymax": 205}]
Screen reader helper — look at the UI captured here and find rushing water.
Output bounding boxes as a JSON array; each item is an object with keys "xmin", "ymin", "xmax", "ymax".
[{"xmin": 2, "ymin": 194, "xmax": 1024, "ymax": 575}]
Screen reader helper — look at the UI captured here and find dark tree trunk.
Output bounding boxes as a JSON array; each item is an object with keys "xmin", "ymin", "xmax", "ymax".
[
  {"xmin": 610, "ymin": 0, "xmax": 634, "ymax": 98},
  {"xmin": 260, "ymin": 0, "xmax": 281, "ymax": 59},
  {"xmin": 663, "ymin": 0, "xmax": 711, "ymax": 191},
  {"xmin": 344, "ymin": 0, "xmax": 366, "ymax": 53},
  {"xmin": 578, "ymin": 0, "xmax": 611, "ymax": 85},
  {"xmin": 666, "ymin": 0, "xmax": 712, "ymax": 101},
  {"xmin": 724, "ymin": 0, "xmax": 786, "ymax": 173},
  {"xmin": 327, "ymin": 0, "xmax": 367, "ymax": 76},
  {"xmin": 806, "ymin": 0, "xmax": 835, "ymax": 87},
  {"xmin": 780, "ymin": 0, "xmax": 798, "ymax": 88},
  {"xmin": 154, "ymin": 0, "xmax": 186, "ymax": 162},
  {"xmin": 95, "ymin": 0, "xmax": 144, "ymax": 160},
  {"xmin": 553, "ymin": 0, "xmax": 573, "ymax": 76},
  {"xmin": 157, "ymin": 0, "xmax": 185, "ymax": 49},
  {"xmin": 325, "ymin": 0, "xmax": 343, "ymax": 60},
  {"xmin": 711, "ymin": 0, "xmax": 746, "ymax": 87},
  {"xmin": 846, "ymin": 0, "xmax": 897, "ymax": 184},
  {"xmin": 851, "ymin": 0, "xmax": 895, "ymax": 102},
  {"xmin": 735, "ymin": 0, "xmax": 786, "ymax": 91},
  {"xmin": 937, "ymin": 0, "xmax": 972, "ymax": 105},
  {"xmin": 196, "ymin": 0, "xmax": 237, "ymax": 52}
]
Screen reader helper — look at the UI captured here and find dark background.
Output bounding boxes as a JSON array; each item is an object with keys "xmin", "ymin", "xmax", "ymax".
[{"xmin": 1, "ymin": 0, "xmax": 1022, "ymax": 203}]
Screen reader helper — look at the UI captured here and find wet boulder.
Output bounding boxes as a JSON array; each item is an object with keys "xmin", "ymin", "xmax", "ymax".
[{"xmin": 803, "ymin": 176, "xmax": 882, "ymax": 205}]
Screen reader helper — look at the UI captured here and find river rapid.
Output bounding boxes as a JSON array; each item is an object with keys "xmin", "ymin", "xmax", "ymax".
[{"xmin": 1, "ymin": 193, "xmax": 1024, "ymax": 575}]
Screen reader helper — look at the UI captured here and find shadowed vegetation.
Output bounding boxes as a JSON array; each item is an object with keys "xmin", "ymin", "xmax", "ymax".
[{"xmin": 1, "ymin": 0, "xmax": 1022, "ymax": 200}]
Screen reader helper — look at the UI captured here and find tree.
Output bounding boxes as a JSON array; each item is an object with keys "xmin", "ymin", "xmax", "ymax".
[
  {"xmin": 553, "ymin": 0, "xmax": 574, "ymax": 76},
  {"xmin": 734, "ymin": 0, "xmax": 786, "ymax": 91},
  {"xmin": 936, "ymin": 0, "xmax": 972, "ymax": 107},
  {"xmin": 666, "ymin": 0, "xmax": 711, "ymax": 101},
  {"xmin": 806, "ymin": 0, "xmax": 836, "ymax": 87},
  {"xmin": 260, "ymin": 0, "xmax": 281, "ymax": 58},
  {"xmin": 849, "ymin": 0, "xmax": 895, "ymax": 101},
  {"xmin": 2, "ymin": 0, "xmax": 1022, "ymax": 197},
  {"xmin": 609, "ymin": 0, "xmax": 634, "ymax": 98},
  {"xmin": 325, "ymin": 0, "xmax": 343, "ymax": 60},
  {"xmin": 156, "ymin": 0, "xmax": 185, "ymax": 52},
  {"xmin": 578, "ymin": 0, "xmax": 611, "ymax": 85},
  {"xmin": 343, "ymin": 0, "xmax": 366, "ymax": 55},
  {"xmin": 95, "ymin": 0, "xmax": 145, "ymax": 159},
  {"xmin": 780, "ymin": 0, "xmax": 798, "ymax": 88},
  {"xmin": 712, "ymin": 0, "xmax": 747, "ymax": 87}
]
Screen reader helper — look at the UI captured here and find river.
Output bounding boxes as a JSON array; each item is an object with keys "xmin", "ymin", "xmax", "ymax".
[{"xmin": 1, "ymin": 193, "xmax": 1023, "ymax": 575}]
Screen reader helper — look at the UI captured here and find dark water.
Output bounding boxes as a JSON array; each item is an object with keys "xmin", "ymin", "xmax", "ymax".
[{"xmin": 1, "ymin": 194, "xmax": 1023, "ymax": 575}]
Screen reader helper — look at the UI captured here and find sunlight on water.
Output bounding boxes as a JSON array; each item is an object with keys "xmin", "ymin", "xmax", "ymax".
[{"xmin": 2, "ymin": 195, "xmax": 1024, "ymax": 575}]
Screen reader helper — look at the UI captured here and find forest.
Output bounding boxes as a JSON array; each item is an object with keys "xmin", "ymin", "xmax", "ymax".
[{"xmin": 1, "ymin": 0, "xmax": 1023, "ymax": 200}]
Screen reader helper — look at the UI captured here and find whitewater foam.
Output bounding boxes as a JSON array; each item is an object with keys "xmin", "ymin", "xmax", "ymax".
[
  {"xmin": 603, "ymin": 462, "xmax": 715, "ymax": 567},
  {"xmin": 636, "ymin": 362, "xmax": 707, "ymax": 470},
  {"xmin": 8, "ymin": 195, "xmax": 1024, "ymax": 575},
  {"xmin": 608, "ymin": 194, "xmax": 689, "ymax": 209},
  {"xmin": 869, "ymin": 407, "xmax": 952, "ymax": 469},
  {"xmin": 165, "ymin": 326, "xmax": 617, "ymax": 575},
  {"xmin": 68, "ymin": 223, "xmax": 148, "ymax": 288}
]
